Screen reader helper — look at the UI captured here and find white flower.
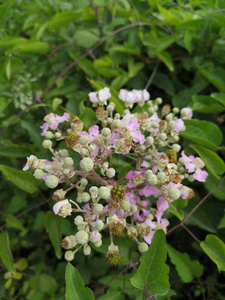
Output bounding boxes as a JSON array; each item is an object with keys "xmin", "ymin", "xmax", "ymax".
[
  {"xmin": 53, "ymin": 200, "xmax": 72, "ymax": 218},
  {"xmin": 23, "ymin": 155, "xmax": 38, "ymax": 171}
]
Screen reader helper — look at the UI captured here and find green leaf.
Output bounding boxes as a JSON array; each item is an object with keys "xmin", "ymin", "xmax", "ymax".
[
  {"xmin": 128, "ymin": 57, "xmax": 144, "ymax": 78},
  {"xmin": 155, "ymin": 34, "xmax": 182, "ymax": 52},
  {"xmin": 97, "ymin": 288, "xmax": 125, "ymax": 300},
  {"xmin": 200, "ymin": 235, "xmax": 225, "ymax": 272},
  {"xmin": 0, "ymin": 144, "xmax": 30, "ymax": 158},
  {"xmin": 111, "ymin": 74, "xmax": 129, "ymax": 90},
  {"xmin": 190, "ymin": 95, "xmax": 225, "ymax": 113},
  {"xmin": 14, "ymin": 258, "xmax": 28, "ymax": 271},
  {"xmin": 155, "ymin": 51, "xmax": 174, "ymax": 71},
  {"xmin": 199, "ymin": 67, "xmax": 225, "ymax": 92},
  {"xmin": 180, "ymin": 119, "xmax": 223, "ymax": 148},
  {"xmin": 0, "ymin": 165, "xmax": 39, "ymax": 193},
  {"xmin": 168, "ymin": 203, "xmax": 184, "ymax": 220},
  {"xmin": 211, "ymin": 93, "xmax": 225, "ymax": 106},
  {"xmin": 74, "ymin": 30, "xmax": 100, "ymax": 48},
  {"xmin": 65, "ymin": 263, "xmax": 94, "ymax": 300},
  {"xmin": 77, "ymin": 58, "xmax": 98, "ymax": 78},
  {"xmin": 109, "ymin": 45, "xmax": 141, "ymax": 56},
  {"xmin": 5, "ymin": 58, "xmax": 11, "ymax": 81},
  {"xmin": 0, "ymin": 97, "xmax": 10, "ymax": 114},
  {"xmin": 0, "ymin": 231, "xmax": 15, "ymax": 272},
  {"xmin": 21, "ymin": 120, "xmax": 42, "ymax": 144},
  {"xmin": 45, "ymin": 212, "xmax": 62, "ymax": 259},
  {"xmin": 190, "ymin": 144, "xmax": 225, "ymax": 179},
  {"xmin": 79, "ymin": 107, "xmax": 97, "ymax": 130},
  {"xmin": 6, "ymin": 215, "xmax": 25, "ymax": 231},
  {"xmin": 90, "ymin": 80, "xmax": 125, "ymax": 115},
  {"xmin": 10, "ymin": 40, "xmax": 50, "ymax": 54},
  {"xmin": 130, "ymin": 230, "xmax": 170, "ymax": 295},
  {"xmin": 167, "ymin": 244, "xmax": 203, "ymax": 283},
  {"xmin": 218, "ymin": 215, "xmax": 225, "ymax": 229},
  {"xmin": 157, "ymin": 5, "xmax": 182, "ymax": 26},
  {"xmin": 52, "ymin": 97, "xmax": 63, "ymax": 112},
  {"xmin": 48, "ymin": 11, "xmax": 78, "ymax": 30},
  {"xmin": 38, "ymin": 273, "xmax": 57, "ymax": 295},
  {"xmin": 184, "ymin": 30, "xmax": 192, "ymax": 54},
  {"xmin": 0, "ymin": 36, "xmax": 28, "ymax": 47}
]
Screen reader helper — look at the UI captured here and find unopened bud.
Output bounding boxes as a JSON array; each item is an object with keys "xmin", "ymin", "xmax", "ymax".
[
  {"xmin": 83, "ymin": 245, "xmax": 91, "ymax": 255},
  {"xmin": 58, "ymin": 149, "xmax": 69, "ymax": 157},
  {"xmin": 53, "ymin": 199, "xmax": 72, "ymax": 218},
  {"xmin": 94, "ymin": 220, "xmax": 104, "ymax": 231},
  {"xmin": 64, "ymin": 157, "xmax": 74, "ymax": 167},
  {"xmin": 79, "ymin": 136, "xmax": 89, "ymax": 145},
  {"xmin": 42, "ymin": 140, "xmax": 52, "ymax": 149},
  {"xmin": 93, "ymin": 203, "xmax": 104, "ymax": 212},
  {"xmin": 146, "ymin": 136, "xmax": 154, "ymax": 146},
  {"xmin": 74, "ymin": 215, "xmax": 84, "ymax": 225},
  {"xmin": 98, "ymin": 186, "xmax": 110, "ymax": 200},
  {"xmin": 65, "ymin": 250, "xmax": 74, "ymax": 261},
  {"xmin": 62, "ymin": 235, "xmax": 76, "ymax": 249},
  {"xmin": 120, "ymin": 200, "xmax": 130, "ymax": 211},
  {"xmin": 45, "ymin": 131, "xmax": 54, "ymax": 139},
  {"xmin": 45, "ymin": 175, "xmax": 59, "ymax": 189},
  {"xmin": 34, "ymin": 169, "xmax": 44, "ymax": 180},
  {"xmin": 75, "ymin": 231, "xmax": 89, "ymax": 245},
  {"xmin": 138, "ymin": 242, "xmax": 148, "ymax": 253},
  {"xmin": 81, "ymin": 192, "xmax": 90, "ymax": 203},
  {"xmin": 168, "ymin": 187, "xmax": 180, "ymax": 201},
  {"xmin": 55, "ymin": 132, "xmax": 62, "ymax": 139},
  {"xmin": 112, "ymin": 119, "xmax": 122, "ymax": 128},
  {"xmin": 106, "ymin": 168, "xmax": 115, "ymax": 178},
  {"xmin": 156, "ymin": 97, "xmax": 162, "ymax": 105},
  {"xmin": 101, "ymin": 128, "xmax": 111, "ymax": 137},
  {"xmin": 146, "ymin": 174, "xmax": 158, "ymax": 185},
  {"xmin": 80, "ymin": 158, "xmax": 94, "ymax": 172}
]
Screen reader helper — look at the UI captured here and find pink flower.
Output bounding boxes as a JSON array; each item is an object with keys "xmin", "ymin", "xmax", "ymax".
[
  {"xmin": 181, "ymin": 108, "xmax": 193, "ymax": 119},
  {"xmin": 193, "ymin": 169, "xmax": 208, "ymax": 182},
  {"xmin": 139, "ymin": 185, "xmax": 162, "ymax": 198},
  {"xmin": 173, "ymin": 119, "xmax": 185, "ymax": 132},
  {"xmin": 40, "ymin": 113, "xmax": 69, "ymax": 136},
  {"xmin": 181, "ymin": 151, "xmax": 195, "ymax": 173},
  {"xmin": 157, "ymin": 197, "xmax": 169, "ymax": 211},
  {"xmin": 131, "ymin": 131, "xmax": 145, "ymax": 144}
]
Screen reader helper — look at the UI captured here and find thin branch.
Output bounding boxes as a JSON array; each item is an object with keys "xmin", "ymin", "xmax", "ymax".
[
  {"xmin": 181, "ymin": 224, "xmax": 201, "ymax": 243},
  {"xmin": 145, "ymin": 60, "xmax": 160, "ymax": 90},
  {"xmin": 0, "ymin": 22, "xmax": 151, "ymax": 137}
]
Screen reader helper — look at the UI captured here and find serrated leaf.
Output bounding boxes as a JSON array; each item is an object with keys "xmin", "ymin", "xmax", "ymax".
[
  {"xmin": 167, "ymin": 244, "xmax": 203, "ymax": 283},
  {"xmin": 48, "ymin": 11, "xmax": 77, "ymax": 30},
  {"xmin": 190, "ymin": 144, "xmax": 225, "ymax": 179},
  {"xmin": 0, "ymin": 164, "xmax": 39, "ymax": 193},
  {"xmin": 200, "ymin": 235, "xmax": 225, "ymax": 272},
  {"xmin": 130, "ymin": 230, "xmax": 170, "ymax": 295},
  {"xmin": 65, "ymin": 263, "xmax": 94, "ymax": 300},
  {"xmin": 180, "ymin": 119, "xmax": 223, "ymax": 148},
  {"xmin": 0, "ymin": 231, "xmax": 15, "ymax": 272},
  {"xmin": 45, "ymin": 212, "xmax": 62, "ymax": 259}
]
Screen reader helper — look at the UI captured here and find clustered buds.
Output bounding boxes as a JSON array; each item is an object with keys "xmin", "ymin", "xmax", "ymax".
[{"xmin": 23, "ymin": 87, "xmax": 207, "ymax": 266}]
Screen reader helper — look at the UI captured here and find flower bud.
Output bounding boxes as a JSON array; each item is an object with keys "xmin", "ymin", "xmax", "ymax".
[
  {"xmin": 45, "ymin": 131, "xmax": 54, "ymax": 139},
  {"xmin": 74, "ymin": 215, "xmax": 84, "ymax": 225},
  {"xmin": 75, "ymin": 231, "xmax": 89, "ymax": 245},
  {"xmin": 159, "ymin": 133, "xmax": 167, "ymax": 141},
  {"xmin": 89, "ymin": 144, "xmax": 96, "ymax": 152},
  {"xmin": 145, "ymin": 170, "xmax": 152, "ymax": 176},
  {"xmin": 64, "ymin": 157, "xmax": 74, "ymax": 167},
  {"xmin": 106, "ymin": 168, "xmax": 115, "ymax": 178},
  {"xmin": 157, "ymin": 172, "xmax": 166, "ymax": 182},
  {"xmin": 81, "ymin": 192, "xmax": 90, "ymax": 203},
  {"xmin": 173, "ymin": 107, "xmax": 179, "ymax": 114},
  {"xmin": 101, "ymin": 128, "xmax": 111, "ymax": 137},
  {"xmin": 79, "ymin": 135, "xmax": 89, "ymax": 145},
  {"xmin": 156, "ymin": 97, "xmax": 162, "ymax": 105},
  {"xmin": 168, "ymin": 187, "xmax": 181, "ymax": 201},
  {"xmin": 130, "ymin": 205, "xmax": 137, "ymax": 213},
  {"xmin": 80, "ymin": 178, "xmax": 88, "ymax": 186},
  {"xmin": 106, "ymin": 243, "xmax": 120, "ymax": 266},
  {"xmin": 89, "ymin": 186, "xmax": 98, "ymax": 196},
  {"xmin": 127, "ymin": 226, "xmax": 138, "ymax": 240},
  {"xmin": 112, "ymin": 119, "xmax": 122, "ymax": 128},
  {"xmin": 94, "ymin": 220, "xmax": 104, "ymax": 231},
  {"xmin": 107, "ymin": 104, "xmax": 114, "ymax": 112},
  {"xmin": 42, "ymin": 140, "xmax": 52, "ymax": 149},
  {"xmin": 81, "ymin": 148, "xmax": 89, "ymax": 156},
  {"xmin": 93, "ymin": 203, "xmax": 104, "ymax": 212},
  {"xmin": 52, "ymin": 189, "xmax": 66, "ymax": 201},
  {"xmin": 55, "ymin": 132, "xmax": 62, "ymax": 139},
  {"xmin": 83, "ymin": 245, "xmax": 91, "ymax": 255},
  {"xmin": 148, "ymin": 107, "xmax": 155, "ymax": 115},
  {"xmin": 98, "ymin": 186, "xmax": 110, "ymax": 200},
  {"xmin": 146, "ymin": 174, "xmax": 158, "ymax": 185},
  {"xmin": 178, "ymin": 157, "xmax": 186, "ymax": 164},
  {"xmin": 65, "ymin": 250, "xmax": 74, "ymax": 261},
  {"xmin": 63, "ymin": 168, "xmax": 70, "ymax": 175},
  {"xmin": 61, "ymin": 235, "xmax": 76, "ymax": 249},
  {"xmin": 172, "ymin": 144, "xmax": 181, "ymax": 152},
  {"xmin": 94, "ymin": 239, "xmax": 102, "ymax": 247},
  {"xmin": 45, "ymin": 175, "xmax": 59, "ymax": 189},
  {"xmin": 80, "ymin": 158, "xmax": 94, "ymax": 172},
  {"xmin": 138, "ymin": 223, "xmax": 150, "ymax": 236},
  {"xmin": 152, "ymin": 122, "xmax": 159, "ymax": 128},
  {"xmin": 138, "ymin": 242, "xmax": 148, "ymax": 253},
  {"xmin": 90, "ymin": 230, "xmax": 101, "ymax": 243},
  {"xmin": 33, "ymin": 169, "xmax": 44, "ymax": 180},
  {"xmin": 120, "ymin": 200, "xmax": 130, "ymax": 211},
  {"xmin": 53, "ymin": 199, "xmax": 72, "ymax": 218},
  {"xmin": 59, "ymin": 149, "xmax": 69, "ymax": 157}
]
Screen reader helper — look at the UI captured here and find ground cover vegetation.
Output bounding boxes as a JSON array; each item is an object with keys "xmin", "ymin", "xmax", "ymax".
[{"xmin": 0, "ymin": 0, "xmax": 225, "ymax": 299}]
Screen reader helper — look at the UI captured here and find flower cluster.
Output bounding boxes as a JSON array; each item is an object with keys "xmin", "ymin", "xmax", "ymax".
[{"xmin": 23, "ymin": 87, "xmax": 207, "ymax": 265}]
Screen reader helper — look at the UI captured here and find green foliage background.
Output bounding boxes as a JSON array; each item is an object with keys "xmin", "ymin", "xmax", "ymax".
[{"xmin": 0, "ymin": 0, "xmax": 225, "ymax": 299}]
